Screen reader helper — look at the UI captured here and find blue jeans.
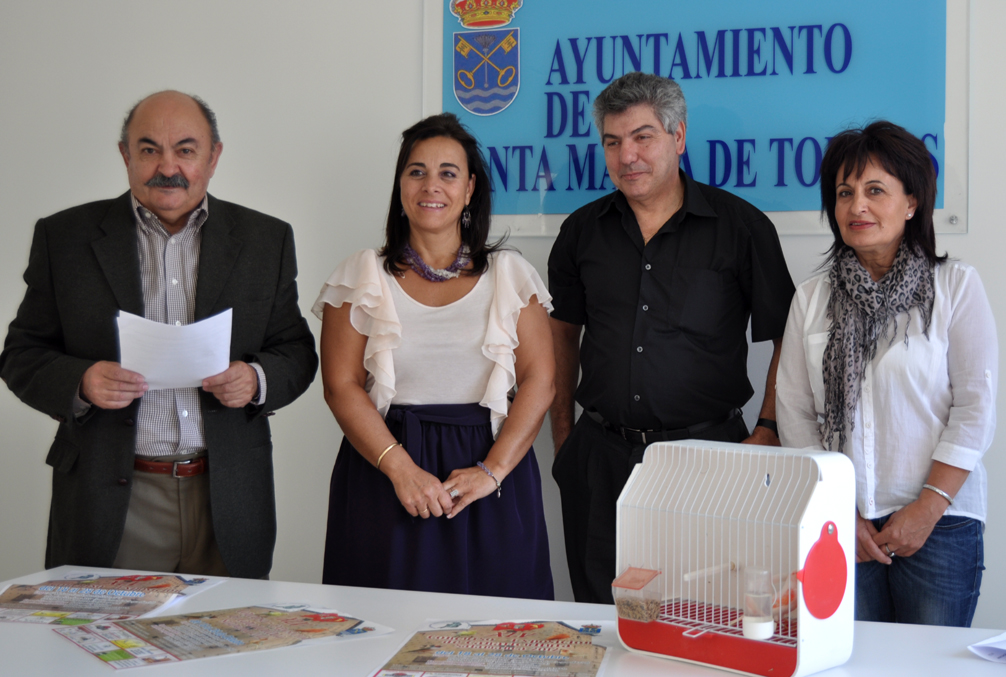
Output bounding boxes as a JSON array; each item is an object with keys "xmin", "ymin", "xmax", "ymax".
[{"xmin": 856, "ymin": 513, "xmax": 984, "ymax": 627}]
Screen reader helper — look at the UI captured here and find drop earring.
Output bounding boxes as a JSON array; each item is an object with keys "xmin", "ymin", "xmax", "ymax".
[{"xmin": 461, "ymin": 206, "xmax": 471, "ymax": 229}]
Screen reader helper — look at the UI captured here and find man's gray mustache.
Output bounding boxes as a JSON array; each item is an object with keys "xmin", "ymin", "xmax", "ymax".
[{"xmin": 145, "ymin": 174, "xmax": 189, "ymax": 188}]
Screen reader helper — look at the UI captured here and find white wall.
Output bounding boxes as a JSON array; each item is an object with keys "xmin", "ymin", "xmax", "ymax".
[{"xmin": 1, "ymin": 0, "xmax": 1004, "ymax": 629}]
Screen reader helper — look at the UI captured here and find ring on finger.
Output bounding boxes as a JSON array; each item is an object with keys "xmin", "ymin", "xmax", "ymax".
[
  {"xmin": 449, "ymin": 489, "xmax": 460, "ymax": 499},
  {"xmin": 420, "ymin": 507, "xmax": 429, "ymax": 514}
]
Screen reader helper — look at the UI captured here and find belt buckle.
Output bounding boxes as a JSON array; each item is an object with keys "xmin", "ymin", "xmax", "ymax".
[
  {"xmin": 620, "ymin": 426, "xmax": 647, "ymax": 445},
  {"xmin": 172, "ymin": 460, "xmax": 194, "ymax": 479}
]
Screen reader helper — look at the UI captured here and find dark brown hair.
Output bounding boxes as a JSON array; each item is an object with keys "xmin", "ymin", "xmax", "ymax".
[
  {"xmin": 380, "ymin": 113, "xmax": 504, "ymax": 276},
  {"xmin": 820, "ymin": 120, "xmax": 945, "ymax": 266}
]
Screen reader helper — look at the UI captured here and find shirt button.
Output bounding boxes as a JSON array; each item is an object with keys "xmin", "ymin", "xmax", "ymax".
[
  {"xmin": 866, "ymin": 462, "xmax": 872, "ymax": 469},
  {"xmin": 169, "ymin": 237, "xmax": 176, "ymax": 244},
  {"xmin": 634, "ymin": 395, "xmax": 640, "ymax": 401},
  {"xmin": 869, "ymin": 498, "xmax": 874, "ymax": 506},
  {"xmin": 644, "ymin": 264, "xmax": 652, "ymax": 271},
  {"xmin": 175, "ymin": 321, "xmax": 182, "ymax": 326},
  {"xmin": 172, "ymin": 279, "xmax": 178, "ymax": 285},
  {"xmin": 642, "ymin": 304, "xmax": 649, "ymax": 311},
  {"xmin": 182, "ymin": 410, "xmax": 188, "ymax": 418},
  {"xmin": 865, "ymin": 421, "xmax": 872, "ymax": 429},
  {"xmin": 636, "ymin": 346, "xmax": 643, "ymax": 353}
]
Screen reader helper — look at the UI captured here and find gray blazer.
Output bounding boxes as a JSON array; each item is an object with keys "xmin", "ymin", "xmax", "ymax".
[{"xmin": 0, "ymin": 192, "xmax": 318, "ymax": 578}]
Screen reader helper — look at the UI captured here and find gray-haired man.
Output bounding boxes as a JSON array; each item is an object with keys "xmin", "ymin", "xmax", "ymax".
[{"xmin": 548, "ymin": 72, "xmax": 795, "ymax": 603}]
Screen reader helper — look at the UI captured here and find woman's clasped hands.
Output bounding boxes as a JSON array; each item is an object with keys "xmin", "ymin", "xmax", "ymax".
[
  {"xmin": 381, "ymin": 445, "xmax": 498, "ymax": 520},
  {"xmin": 442, "ymin": 464, "xmax": 502, "ymax": 518},
  {"xmin": 855, "ymin": 497, "xmax": 944, "ymax": 565}
]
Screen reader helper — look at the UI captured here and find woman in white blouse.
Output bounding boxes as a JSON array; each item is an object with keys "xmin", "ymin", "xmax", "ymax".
[
  {"xmin": 777, "ymin": 121, "xmax": 997, "ymax": 627},
  {"xmin": 313, "ymin": 113, "xmax": 555, "ymax": 599}
]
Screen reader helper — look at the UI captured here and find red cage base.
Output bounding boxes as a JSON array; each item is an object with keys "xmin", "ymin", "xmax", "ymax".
[{"xmin": 618, "ymin": 601, "xmax": 799, "ymax": 677}]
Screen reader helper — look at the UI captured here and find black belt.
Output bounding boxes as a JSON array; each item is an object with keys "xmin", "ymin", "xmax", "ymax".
[{"xmin": 586, "ymin": 408, "xmax": 742, "ymax": 445}]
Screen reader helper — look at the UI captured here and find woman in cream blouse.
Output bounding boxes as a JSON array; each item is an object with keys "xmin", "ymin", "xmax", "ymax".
[{"xmin": 313, "ymin": 113, "xmax": 555, "ymax": 599}]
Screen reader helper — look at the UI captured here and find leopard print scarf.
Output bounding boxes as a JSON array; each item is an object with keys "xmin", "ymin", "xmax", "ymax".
[{"xmin": 822, "ymin": 241, "xmax": 935, "ymax": 450}]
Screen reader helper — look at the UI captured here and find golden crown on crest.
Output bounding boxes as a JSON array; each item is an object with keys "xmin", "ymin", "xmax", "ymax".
[{"xmin": 450, "ymin": 0, "xmax": 522, "ymax": 29}]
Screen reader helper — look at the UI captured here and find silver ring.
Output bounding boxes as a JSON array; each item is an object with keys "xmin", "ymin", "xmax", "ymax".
[
  {"xmin": 420, "ymin": 507, "xmax": 429, "ymax": 513},
  {"xmin": 449, "ymin": 489, "xmax": 460, "ymax": 499},
  {"xmin": 885, "ymin": 545, "xmax": 895, "ymax": 557}
]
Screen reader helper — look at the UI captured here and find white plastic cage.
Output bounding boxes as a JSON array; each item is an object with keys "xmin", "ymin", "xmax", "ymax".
[{"xmin": 615, "ymin": 440, "xmax": 855, "ymax": 677}]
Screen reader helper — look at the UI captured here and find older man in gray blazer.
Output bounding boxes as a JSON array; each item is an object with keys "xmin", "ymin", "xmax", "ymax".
[{"xmin": 0, "ymin": 91, "xmax": 318, "ymax": 579}]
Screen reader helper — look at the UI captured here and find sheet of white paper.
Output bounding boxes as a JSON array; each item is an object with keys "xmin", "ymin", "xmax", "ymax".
[
  {"xmin": 969, "ymin": 630, "xmax": 1006, "ymax": 662},
  {"xmin": 118, "ymin": 310, "xmax": 231, "ymax": 390}
]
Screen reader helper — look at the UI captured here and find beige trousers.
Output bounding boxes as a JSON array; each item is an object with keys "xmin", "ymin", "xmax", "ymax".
[{"xmin": 112, "ymin": 461, "xmax": 229, "ymax": 576}]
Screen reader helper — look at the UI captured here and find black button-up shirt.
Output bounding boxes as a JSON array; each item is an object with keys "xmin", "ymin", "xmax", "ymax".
[{"xmin": 548, "ymin": 172, "xmax": 795, "ymax": 431}]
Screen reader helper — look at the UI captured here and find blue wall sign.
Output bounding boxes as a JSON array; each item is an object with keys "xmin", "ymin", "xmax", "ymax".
[{"xmin": 443, "ymin": 0, "xmax": 946, "ymax": 214}]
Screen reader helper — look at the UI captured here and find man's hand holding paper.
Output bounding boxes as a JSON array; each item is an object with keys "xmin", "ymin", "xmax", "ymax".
[
  {"xmin": 202, "ymin": 361, "xmax": 259, "ymax": 408},
  {"xmin": 80, "ymin": 361, "xmax": 148, "ymax": 409}
]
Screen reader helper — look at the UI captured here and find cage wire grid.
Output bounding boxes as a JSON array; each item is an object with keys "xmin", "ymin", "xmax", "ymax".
[{"xmin": 618, "ymin": 444, "xmax": 819, "ymax": 645}]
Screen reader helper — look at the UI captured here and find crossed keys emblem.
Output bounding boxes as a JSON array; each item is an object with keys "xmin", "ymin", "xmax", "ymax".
[{"xmin": 456, "ymin": 31, "xmax": 517, "ymax": 89}]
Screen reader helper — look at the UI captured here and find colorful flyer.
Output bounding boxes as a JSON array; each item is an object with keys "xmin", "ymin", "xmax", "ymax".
[
  {"xmin": 55, "ymin": 603, "xmax": 393, "ymax": 669},
  {"xmin": 0, "ymin": 574, "xmax": 212, "ymax": 625},
  {"xmin": 373, "ymin": 619, "xmax": 614, "ymax": 676},
  {"xmin": 57, "ymin": 571, "xmax": 222, "ymax": 597}
]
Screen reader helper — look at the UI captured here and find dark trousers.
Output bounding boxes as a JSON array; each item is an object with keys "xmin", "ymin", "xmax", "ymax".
[{"xmin": 552, "ymin": 412, "xmax": 748, "ymax": 604}]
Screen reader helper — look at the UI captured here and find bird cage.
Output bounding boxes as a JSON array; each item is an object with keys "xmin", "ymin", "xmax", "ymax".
[{"xmin": 614, "ymin": 440, "xmax": 854, "ymax": 677}]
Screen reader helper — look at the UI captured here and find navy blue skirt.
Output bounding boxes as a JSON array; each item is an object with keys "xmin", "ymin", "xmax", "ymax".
[{"xmin": 322, "ymin": 403, "xmax": 554, "ymax": 600}]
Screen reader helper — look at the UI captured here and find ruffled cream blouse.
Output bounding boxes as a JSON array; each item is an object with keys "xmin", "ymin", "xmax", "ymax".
[{"xmin": 313, "ymin": 249, "xmax": 552, "ymax": 436}]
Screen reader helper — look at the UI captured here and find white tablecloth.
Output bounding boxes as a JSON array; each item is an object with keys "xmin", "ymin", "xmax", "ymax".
[{"xmin": 0, "ymin": 566, "xmax": 1000, "ymax": 676}]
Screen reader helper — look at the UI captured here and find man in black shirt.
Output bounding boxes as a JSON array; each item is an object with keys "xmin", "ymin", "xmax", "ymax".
[{"xmin": 548, "ymin": 71, "xmax": 795, "ymax": 603}]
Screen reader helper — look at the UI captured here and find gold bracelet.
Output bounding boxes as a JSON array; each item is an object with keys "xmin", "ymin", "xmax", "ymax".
[{"xmin": 376, "ymin": 442, "xmax": 401, "ymax": 470}]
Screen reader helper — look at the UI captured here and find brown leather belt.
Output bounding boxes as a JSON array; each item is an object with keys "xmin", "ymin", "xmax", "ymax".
[{"xmin": 134, "ymin": 457, "xmax": 207, "ymax": 478}]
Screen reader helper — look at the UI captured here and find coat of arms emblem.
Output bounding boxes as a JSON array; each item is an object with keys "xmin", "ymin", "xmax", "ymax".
[{"xmin": 450, "ymin": 0, "xmax": 522, "ymax": 116}]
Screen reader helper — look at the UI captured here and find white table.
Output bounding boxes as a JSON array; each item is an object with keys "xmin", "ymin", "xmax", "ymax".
[{"xmin": 0, "ymin": 566, "xmax": 1000, "ymax": 676}]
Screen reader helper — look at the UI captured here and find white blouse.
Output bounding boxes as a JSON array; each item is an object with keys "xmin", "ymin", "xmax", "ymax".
[
  {"xmin": 386, "ymin": 270, "xmax": 495, "ymax": 406},
  {"xmin": 312, "ymin": 249, "xmax": 553, "ymax": 436},
  {"xmin": 776, "ymin": 261, "xmax": 997, "ymax": 522}
]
